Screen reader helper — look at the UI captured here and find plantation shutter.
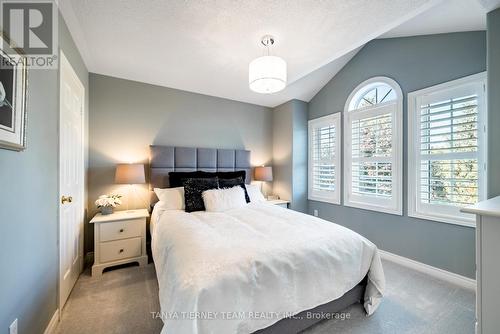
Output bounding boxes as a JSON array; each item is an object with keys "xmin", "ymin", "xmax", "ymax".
[
  {"xmin": 308, "ymin": 113, "xmax": 341, "ymax": 204},
  {"xmin": 419, "ymin": 94, "xmax": 480, "ymax": 206},
  {"xmin": 351, "ymin": 112, "xmax": 393, "ymax": 198},
  {"xmin": 408, "ymin": 73, "xmax": 487, "ymax": 225}
]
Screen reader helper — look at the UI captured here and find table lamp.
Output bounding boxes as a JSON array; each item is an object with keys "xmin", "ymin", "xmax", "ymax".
[
  {"xmin": 254, "ymin": 166, "xmax": 273, "ymax": 198},
  {"xmin": 115, "ymin": 163, "xmax": 146, "ymax": 210}
]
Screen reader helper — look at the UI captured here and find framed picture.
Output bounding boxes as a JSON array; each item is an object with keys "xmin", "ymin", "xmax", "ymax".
[{"xmin": 0, "ymin": 33, "xmax": 27, "ymax": 151}]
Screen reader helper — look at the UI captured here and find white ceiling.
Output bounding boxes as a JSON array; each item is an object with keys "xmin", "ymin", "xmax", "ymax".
[
  {"xmin": 59, "ymin": 0, "xmax": 444, "ymax": 108},
  {"xmin": 382, "ymin": 0, "xmax": 487, "ymax": 38},
  {"xmin": 477, "ymin": 0, "xmax": 500, "ymax": 11}
]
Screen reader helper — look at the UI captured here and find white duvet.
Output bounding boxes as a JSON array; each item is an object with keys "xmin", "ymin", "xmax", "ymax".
[{"xmin": 151, "ymin": 203, "xmax": 385, "ymax": 334}]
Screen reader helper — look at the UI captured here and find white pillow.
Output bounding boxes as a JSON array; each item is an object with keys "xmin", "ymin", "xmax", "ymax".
[
  {"xmin": 246, "ymin": 184, "xmax": 266, "ymax": 202},
  {"xmin": 202, "ymin": 186, "xmax": 247, "ymax": 212},
  {"xmin": 154, "ymin": 187, "xmax": 185, "ymax": 210}
]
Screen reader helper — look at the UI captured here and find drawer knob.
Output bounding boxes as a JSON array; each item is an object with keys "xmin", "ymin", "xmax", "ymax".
[
  {"xmin": 119, "ymin": 249, "xmax": 124, "ymax": 253},
  {"xmin": 119, "ymin": 229, "xmax": 124, "ymax": 233}
]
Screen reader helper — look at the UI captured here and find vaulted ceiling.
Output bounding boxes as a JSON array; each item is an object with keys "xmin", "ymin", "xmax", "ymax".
[{"xmin": 59, "ymin": 0, "xmax": 489, "ymax": 107}]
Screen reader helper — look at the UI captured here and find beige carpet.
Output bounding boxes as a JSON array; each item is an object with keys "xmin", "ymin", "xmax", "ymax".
[{"xmin": 54, "ymin": 260, "xmax": 474, "ymax": 334}]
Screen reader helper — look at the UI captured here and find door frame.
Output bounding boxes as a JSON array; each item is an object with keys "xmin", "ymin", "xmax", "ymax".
[{"xmin": 58, "ymin": 49, "xmax": 86, "ymax": 314}]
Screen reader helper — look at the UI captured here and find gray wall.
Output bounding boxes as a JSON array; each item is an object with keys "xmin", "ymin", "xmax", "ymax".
[
  {"xmin": 87, "ymin": 73, "xmax": 273, "ymax": 253},
  {"xmin": 291, "ymin": 100, "xmax": 308, "ymax": 213},
  {"xmin": 0, "ymin": 14, "xmax": 88, "ymax": 334},
  {"xmin": 272, "ymin": 100, "xmax": 308, "ymax": 212},
  {"xmin": 272, "ymin": 102, "xmax": 294, "ymax": 202},
  {"xmin": 487, "ymin": 9, "xmax": 500, "ymax": 198},
  {"xmin": 308, "ymin": 31, "xmax": 486, "ymax": 278}
]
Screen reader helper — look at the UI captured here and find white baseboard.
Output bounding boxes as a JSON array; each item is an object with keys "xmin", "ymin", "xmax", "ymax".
[
  {"xmin": 379, "ymin": 249, "xmax": 476, "ymax": 290},
  {"xmin": 43, "ymin": 309, "xmax": 59, "ymax": 334}
]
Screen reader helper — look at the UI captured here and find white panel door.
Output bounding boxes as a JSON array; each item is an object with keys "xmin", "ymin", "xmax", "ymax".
[{"xmin": 59, "ymin": 51, "xmax": 85, "ymax": 309}]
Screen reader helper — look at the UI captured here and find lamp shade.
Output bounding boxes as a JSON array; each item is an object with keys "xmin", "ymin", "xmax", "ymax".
[
  {"xmin": 249, "ymin": 56, "xmax": 287, "ymax": 94},
  {"xmin": 115, "ymin": 164, "xmax": 146, "ymax": 184},
  {"xmin": 254, "ymin": 166, "xmax": 273, "ymax": 182}
]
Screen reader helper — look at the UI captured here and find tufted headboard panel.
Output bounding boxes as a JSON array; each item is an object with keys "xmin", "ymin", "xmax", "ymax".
[{"xmin": 149, "ymin": 145, "xmax": 252, "ymax": 189}]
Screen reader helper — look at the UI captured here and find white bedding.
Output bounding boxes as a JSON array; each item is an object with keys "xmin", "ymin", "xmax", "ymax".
[{"xmin": 151, "ymin": 202, "xmax": 385, "ymax": 334}]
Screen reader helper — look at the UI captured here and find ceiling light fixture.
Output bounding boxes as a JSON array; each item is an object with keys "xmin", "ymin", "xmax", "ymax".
[{"xmin": 249, "ymin": 35, "xmax": 287, "ymax": 94}]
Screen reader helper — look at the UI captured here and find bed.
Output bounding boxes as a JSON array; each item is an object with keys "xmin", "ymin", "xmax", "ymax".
[{"xmin": 149, "ymin": 146, "xmax": 385, "ymax": 334}]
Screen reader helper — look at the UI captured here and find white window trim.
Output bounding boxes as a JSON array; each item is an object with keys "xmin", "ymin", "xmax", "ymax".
[
  {"xmin": 308, "ymin": 113, "xmax": 341, "ymax": 204},
  {"xmin": 407, "ymin": 72, "xmax": 487, "ymax": 228},
  {"xmin": 343, "ymin": 77, "xmax": 403, "ymax": 215}
]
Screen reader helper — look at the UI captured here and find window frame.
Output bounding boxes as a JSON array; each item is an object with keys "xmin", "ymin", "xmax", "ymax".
[
  {"xmin": 407, "ymin": 72, "xmax": 487, "ymax": 227},
  {"xmin": 308, "ymin": 113, "xmax": 342, "ymax": 204},
  {"xmin": 343, "ymin": 77, "xmax": 403, "ymax": 215}
]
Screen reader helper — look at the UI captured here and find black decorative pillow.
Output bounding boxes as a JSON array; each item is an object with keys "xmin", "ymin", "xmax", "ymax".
[
  {"xmin": 169, "ymin": 171, "xmax": 216, "ymax": 188},
  {"xmin": 217, "ymin": 170, "xmax": 246, "ymax": 182},
  {"xmin": 182, "ymin": 177, "xmax": 219, "ymax": 212},
  {"xmin": 219, "ymin": 177, "xmax": 250, "ymax": 203},
  {"xmin": 169, "ymin": 171, "xmax": 247, "ymax": 187}
]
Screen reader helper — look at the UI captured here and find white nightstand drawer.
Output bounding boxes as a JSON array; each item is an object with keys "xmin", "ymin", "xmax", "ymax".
[
  {"xmin": 100, "ymin": 237, "xmax": 142, "ymax": 263},
  {"xmin": 99, "ymin": 219, "xmax": 143, "ymax": 242}
]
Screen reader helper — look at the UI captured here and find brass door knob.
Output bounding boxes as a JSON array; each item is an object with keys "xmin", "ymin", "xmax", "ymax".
[{"xmin": 61, "ymin": 195, "xmax": 73, "ymax": 204}]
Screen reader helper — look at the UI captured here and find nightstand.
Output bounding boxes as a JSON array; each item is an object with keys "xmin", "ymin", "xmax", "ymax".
[
  {"xmin": 90, "ymin": 209, "xmax": 149, "ymax": 277},
  {"xmin": 267, "ymin": 199, "xmax": 290, "ymax": 209}
]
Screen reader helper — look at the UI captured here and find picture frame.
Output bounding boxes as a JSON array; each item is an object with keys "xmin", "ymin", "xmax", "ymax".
[{"xmin": 0, "ymin": 32, "xmax": 28, "ymax": 151}]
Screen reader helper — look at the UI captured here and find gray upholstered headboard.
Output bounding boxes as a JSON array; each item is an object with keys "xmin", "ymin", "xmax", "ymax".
[{"xmin": 149, "ymin": 145, "xmax": 252, "ymax": 189}]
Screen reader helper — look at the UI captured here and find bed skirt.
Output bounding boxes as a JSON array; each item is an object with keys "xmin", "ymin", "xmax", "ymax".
[{"xmin": 253, "ymin": 277, "xmax": 367, "ymax": 334}]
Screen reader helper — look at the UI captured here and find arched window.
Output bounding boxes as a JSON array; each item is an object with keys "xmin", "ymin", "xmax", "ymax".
[
  {"xmin": 344, "ymin": 77, "xmax": 403, "ymax": 215},
  {"xmin": 348, "ymin": 82, "xmax": 397, "ymax": 110}
]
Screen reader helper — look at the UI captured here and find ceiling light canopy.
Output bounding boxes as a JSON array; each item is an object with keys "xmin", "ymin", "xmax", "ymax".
[{"xmin": 249, "ymin": 35, "xmax": 287, "ymax": 94}]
